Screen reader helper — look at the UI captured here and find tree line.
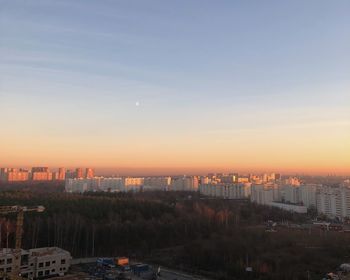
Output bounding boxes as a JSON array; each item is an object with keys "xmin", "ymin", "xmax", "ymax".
[{"xmin": 0, "ymin": 190, "xmax": 348, "ymax": 280}]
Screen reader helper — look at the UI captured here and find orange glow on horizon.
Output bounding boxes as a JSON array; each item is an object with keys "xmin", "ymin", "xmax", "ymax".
[{"xmin": 1, "ymin": 107, "xmax": 349, "ymax": 175}]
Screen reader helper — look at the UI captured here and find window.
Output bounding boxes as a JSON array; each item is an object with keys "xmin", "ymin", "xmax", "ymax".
[
  {"xmin": 51, "ymin": 269, "xmax": 55, "ymax": 273},
  {"xmin": 61, "ymin": 259, "xmax": 66, "ymax": 265},
  {"xmin": 30, "ymin": 263, "xmax": 34, "ymax": 266},
  {"xmin": 39, "ymin": 262, "xmax": 43, "ymax": 268},
  {"xmin": 45, "ymin": 270, "xmax": 49, "ymax": 275},
  {"xmin": 7, "ymin": 258, "xmax": 12, "ymax": 264},
  {"xmin": 6, "ymin": 267, "xmax": 11, "ymax": 272},
  {"xmin": 21, "ymin": 254, "xmax": 29, "ymax": 266},
  {"xmin": 45, "ymin": 261, "xmax": 50, "ymax": 267},
  {"xmin": 52, "ymin": 260, "xmax": 56, "ymax": 264},
  {"xmin": 38, "ymin": 271, "xmax": 43, "ymax": 276},
  {"xmin": 0, "ymin": 259, "xmax": 4, "ymax": 265}
]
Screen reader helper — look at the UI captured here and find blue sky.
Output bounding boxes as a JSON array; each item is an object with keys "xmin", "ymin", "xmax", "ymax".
[{"xmin": 1, "ymin": 0, "xmax": 349, "ymax": 173}]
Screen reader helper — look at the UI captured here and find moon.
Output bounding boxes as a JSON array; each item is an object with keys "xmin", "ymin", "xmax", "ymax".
[{"xmin": 135, "ymin": 101, "xmax": 140, "ymax": 107}]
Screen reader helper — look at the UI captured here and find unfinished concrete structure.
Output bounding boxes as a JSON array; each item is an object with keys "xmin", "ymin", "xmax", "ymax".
[{"xmin": 0, "ymin": 247, "xmax": 71, "ymax": 279}]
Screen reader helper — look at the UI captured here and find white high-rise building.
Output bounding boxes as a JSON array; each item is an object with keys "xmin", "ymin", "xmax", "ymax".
[
  {"xmin": 199, "ymin": 183, "xmax": 250, "ymax": 199},
  {"xmin": 316, "ymin": 186, "xmax": 350, "ymax": 219},
  {"xmin": 299, "ymin": 184, "xmax": 317, "ymax": 208},
  {"xmin": 65, "ymin": 177, "xmax": 123, "ymax": 192},
  {"xmin": 251, "ymin": 185, "xmax": 274, "ymax": 205},
  {"xmin": 282, "ymin": 185, "xmax": 300, "ymax": 204},
  {"xmin": 143, "ymin": 177, "xmax": 171, "ymax": 191},
  {"xmin": 171, "ymin": 176, "xmax": 198, "ymax": 191},
  {"xmin": 243, "ymin": 183, "xmax": 252, "ymax": 197},
  {"xmin": 200, "ymin": 176, "xmax": 211, "ymax": 185}
]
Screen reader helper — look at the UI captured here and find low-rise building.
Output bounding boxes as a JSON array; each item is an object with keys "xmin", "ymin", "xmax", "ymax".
[
  {"xmin": 0, "ymin": 247, "xmax": 71, "ymax": 279},
  {"xmin": 30, "ymin": 247, "xmax": 71, "ymax": 278},
  {"xmin": 269, "ymin": 202, "xmax": 307, "ymax": 214}
]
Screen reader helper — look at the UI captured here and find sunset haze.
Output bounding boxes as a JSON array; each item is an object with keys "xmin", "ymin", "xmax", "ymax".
[{"xmin": 1, "ymin": 0, "xmax": 349, "ymax": 174}]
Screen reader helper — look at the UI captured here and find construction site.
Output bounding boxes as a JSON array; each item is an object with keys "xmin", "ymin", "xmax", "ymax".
[
  {"xmin": 0, "ymin": 205, "xmax": 167, "ymax": 280},
  {"xmin": 0, "ymin": 205, "xmax": 72, "ymax": 280}
]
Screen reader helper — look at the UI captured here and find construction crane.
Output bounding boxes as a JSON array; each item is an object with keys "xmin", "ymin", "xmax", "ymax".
[{"xmin": 0, "ymin": 205, "xmax": 45, "ymax": 279}]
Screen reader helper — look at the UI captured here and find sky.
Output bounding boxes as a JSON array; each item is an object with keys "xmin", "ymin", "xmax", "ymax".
[{"xmin": 0, "ymin": 0, "xmax": 349, "ymax": 175}]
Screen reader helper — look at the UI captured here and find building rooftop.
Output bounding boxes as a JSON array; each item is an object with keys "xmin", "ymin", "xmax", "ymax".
[
  {"xmin": 0, "ymin": 248, "xmax": 28, "ymax": 256},
  {"xmin": 29, "ymin": 247, "xmax": 69, "ymax": 257}
]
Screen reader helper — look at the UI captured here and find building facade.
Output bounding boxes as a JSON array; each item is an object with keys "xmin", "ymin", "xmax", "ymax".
[
  {"xmin": 31, "ymin": 167, "xmax": 52, "ymax": 181},
  {"xmin": 85, "ymin": 168, "xmax": 94, "ymax": 179},
  {"xmin": 0, "ymin": 168, "xmax": 29, "ymax": 182},
  {"xmin": 316, "ymin": 186, "xmax": 350, "ymax": 219},
  {"xmin": 0, "ymin": 247, "xmax": 71, "ymax": 279}
]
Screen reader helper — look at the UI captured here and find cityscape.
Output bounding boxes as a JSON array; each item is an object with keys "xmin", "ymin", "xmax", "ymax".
[
  {"xmin": 2, "ymin": 167, "xmax": 350, "ymax": 220},
  {"xmin": 1, "ymin": 0, "xmax": 350, "ymax": 280}
]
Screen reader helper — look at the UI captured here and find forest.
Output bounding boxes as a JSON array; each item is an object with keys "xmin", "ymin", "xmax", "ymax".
[{"xmin": 0, "ymin": 188, "xmax": 349, "ymax": 280}]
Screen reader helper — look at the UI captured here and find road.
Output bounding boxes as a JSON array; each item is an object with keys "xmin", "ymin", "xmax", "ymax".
[{"xmin": 157, "ymin": 268, "xmax": 208, "ymax": 280}]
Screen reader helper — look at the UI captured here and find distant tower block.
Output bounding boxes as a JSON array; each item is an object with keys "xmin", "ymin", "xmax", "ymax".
[
  {"xmin": 75, "ymin": 168, "xmax": 84, "ymax": 179},
  {"xmin": 58, "ymin": 167, "xmax": 66, "ymax": 180},
  {"xmin": 86, "ymin": 168, "xmax": 94, "ymax": 179}
]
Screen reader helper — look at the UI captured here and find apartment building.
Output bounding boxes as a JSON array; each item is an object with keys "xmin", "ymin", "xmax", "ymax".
[
  {"xmin": 251, "ymin": 184, "xmax": 274, "ymax": 205},
  {"xmin": 281, "ymin": 185, "xmax": 300, "ymax": 204},
  {"xmin": 0, "ymin": 168, "xmax": 30, "ymax": 182},
  {"xmin": 199, "ymin": 183, "xmax": 250, "ymax": 199},
  {"xmin": 299, "ymin": 184, "xmax": 317, "ymax": 208},
  {"xmin": 171, "ymin": 176, "xmax": 198, "ymax": 191},
  {"xmin": 143, "ymin": 177, "xmax": 171, "ymax": 191},
  {"xmin": 31, "ymin": 167, "xmax": 52, "ymax": 181},
  {"xmin": 316, "ymin": 186, "xmax": 350, "ymax": 219},
  {"xmin": 57, "ymin": 168, "xmax": 66, "ymax": 181},
  {"xmin": 65, "ymin": 177, "xmax": 123, "ymax": 193},
  {"xmin": 85, "ymin": 168, "xmax": 94, "ymax": 179}
]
